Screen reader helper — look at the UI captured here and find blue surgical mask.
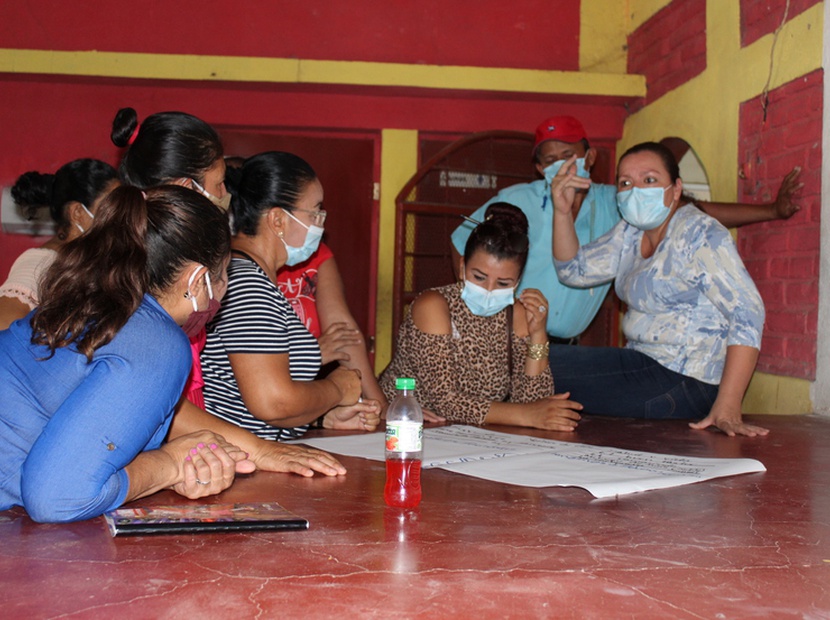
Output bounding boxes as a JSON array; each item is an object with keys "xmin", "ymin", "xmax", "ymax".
[
  {"xmin": 461, "ymin": 280, "xmax": 515, "ymax": 317},
  {"xmin": 281, "ymin": 210, "xmax": 324, "ymax": 266},
  {"xmin": 616, "ymin": 185, "xmax": 674, "ymax": 230},
  {"xmin": 543, "ymin": 158, "xmax": 591, "ymax": 184}
]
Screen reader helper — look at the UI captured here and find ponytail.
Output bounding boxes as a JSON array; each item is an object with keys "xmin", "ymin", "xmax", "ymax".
[{"xmin": 31, "ymin": 185, "xmax": 230, "ymax": 360}]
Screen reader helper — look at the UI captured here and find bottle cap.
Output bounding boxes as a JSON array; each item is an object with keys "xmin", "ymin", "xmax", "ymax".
[{"xmin": 395, "ymin": 377, "xmax": 416, "ymax": 390}]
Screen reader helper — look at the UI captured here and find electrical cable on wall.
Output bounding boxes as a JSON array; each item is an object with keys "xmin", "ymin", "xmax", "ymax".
[{"xmin": 761, "ymin": 0, "xmax": 791, "ymax": 123}]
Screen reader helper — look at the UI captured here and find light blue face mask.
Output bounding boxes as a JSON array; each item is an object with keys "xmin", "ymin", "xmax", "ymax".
[
  {"xmin": 461, "ymin": 280, "xmax": 515, "ymax": 317},
  {"xmin": 281, "ymin": 210, "xmax": 324, "ymax": 266},
  {"xmin": 543, "ymin": 158, "xmax": 591, "ymax": 184},
  {"xmin": 616, "ymin": 185, "xmax": 674, "ymax": 230}
]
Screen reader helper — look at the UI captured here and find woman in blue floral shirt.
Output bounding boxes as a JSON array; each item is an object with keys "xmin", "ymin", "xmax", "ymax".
[{"xmin": 549, "ymin": 141, "xmax": 767, "ymax": 438}]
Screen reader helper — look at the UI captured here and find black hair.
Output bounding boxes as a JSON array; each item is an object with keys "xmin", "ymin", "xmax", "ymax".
[
  {"xmin": 11, "ymin": 159, "xmax": 117, "ymax": 238},
  {"xmin": 226, "ymin": 151, "xmax": 317, "ymax": 236},
  {"xmin": 32, "ymin": 185, "xmax": 230, "ymax": 361},
  {"xmin": 111, "ymin": 108, "xmax": 224, "ymax": 188},
  {"xmin": 463, "ymin": 202, "xmax": 530, "ymax": 271},
  {"xmin": 618, "ymin": 141, "xmax": 681, "ymax": 183}
]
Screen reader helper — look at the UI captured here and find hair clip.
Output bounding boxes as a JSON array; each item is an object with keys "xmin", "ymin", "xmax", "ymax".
[{"xmin": 461, "ymin": 214, "xmax": 482, "ymax": 226}]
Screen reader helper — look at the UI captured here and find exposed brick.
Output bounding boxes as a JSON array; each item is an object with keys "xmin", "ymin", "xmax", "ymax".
[
  {"xmin": 785, "ymin": 279, "xmax": 819, "ymax": 306},
  {"xmin": 764, "ymin": 309, "xmax": 806, "ymax": 335},
  {"xmin": 739, "ymin": 70, "xmax": 822, "ymax": 379},
  {"xmin": 741, "ymin": 0, "xmax": 821, "ymax": 48},
  {"xmin": 628, "ymin": 0, "xmax": 707, "ymax": 104},
  {"xmin": 756, "ymin": 280, "xmax": 785, "ymax": 304}
]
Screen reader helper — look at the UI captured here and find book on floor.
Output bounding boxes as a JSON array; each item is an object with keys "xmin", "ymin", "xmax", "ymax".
[{"xmin": 103, "ymin": 501, "xmax": 309, "ymax": 536}]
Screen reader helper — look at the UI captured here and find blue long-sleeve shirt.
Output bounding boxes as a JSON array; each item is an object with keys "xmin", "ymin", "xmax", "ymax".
[
  {"xmin": 554, "ymin": 205, "xmax": 764, "ymax": 384},
  {"xmin": 0, "ymin": 295, "xmax": 191, "ymax": 522}
]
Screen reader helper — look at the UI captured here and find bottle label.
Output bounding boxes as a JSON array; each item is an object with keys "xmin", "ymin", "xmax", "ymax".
[{"xmin": 385, "ymin": 421, "xmax": 423, "ymax": 453}]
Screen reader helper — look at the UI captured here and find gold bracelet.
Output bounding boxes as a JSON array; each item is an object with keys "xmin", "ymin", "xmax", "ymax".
[{"xmin": 526, "ymin": 342, "xmax": 549, "ymax": 361}]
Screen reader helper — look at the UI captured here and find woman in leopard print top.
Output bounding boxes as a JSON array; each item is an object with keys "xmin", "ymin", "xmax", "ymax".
[{"xmin": 380, "ymin": 203, "xmax": 582, "ymax": 431}]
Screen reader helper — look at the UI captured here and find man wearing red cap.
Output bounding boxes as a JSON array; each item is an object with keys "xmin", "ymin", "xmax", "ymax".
[{"xmin": 451, "ymin": 115, "xmax": 801, "ymax": 343}]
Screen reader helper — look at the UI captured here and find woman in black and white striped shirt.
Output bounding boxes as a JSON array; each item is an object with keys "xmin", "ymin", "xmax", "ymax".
[{"xmin": 202, "ymin": 152, "xmax": 381, "ymax": 440}]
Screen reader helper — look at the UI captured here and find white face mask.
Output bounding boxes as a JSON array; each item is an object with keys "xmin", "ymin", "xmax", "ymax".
[
  {"xmin": 191, "ymin": 179, "xmax": 231, "ymax": 211},
  {"xmin": 74, "ymin": 203, "xmax": 95, "ymax": 234}
]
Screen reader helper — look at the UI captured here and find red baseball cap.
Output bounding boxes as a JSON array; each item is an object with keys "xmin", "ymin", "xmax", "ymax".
[{"xmin": 533, "ymin": 116, "xmax": 588, "ymax": 151}]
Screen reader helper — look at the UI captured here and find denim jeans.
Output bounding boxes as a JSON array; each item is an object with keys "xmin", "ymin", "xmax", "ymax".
[{"xmin": 548, "ymin": 345, "xmax": 719, "ymax": 419}]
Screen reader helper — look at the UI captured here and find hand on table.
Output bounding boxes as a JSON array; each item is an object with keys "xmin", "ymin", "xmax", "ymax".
[
  {"xmin": 250, "ymin": 442, "xmax": 347, "ymax": 477},
  {"xmin": 689, "ymin": 399, "xmax": 769, "ymax": 437},
  {"xmin": 524, "ymin": 393, "xmax": 582, "ymax": 431},
  {"xmin": 324, "ymin": 399, "xmax": 382, "ymax": 432},
  {"xmin": 164, "ymin": 430, "xmax": 255, "ymax": 498}
]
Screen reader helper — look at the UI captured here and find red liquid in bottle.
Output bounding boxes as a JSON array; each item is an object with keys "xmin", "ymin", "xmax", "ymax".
[{"xmin": 384, "ymin": 459, "xmax": 422, "ymax": 508}]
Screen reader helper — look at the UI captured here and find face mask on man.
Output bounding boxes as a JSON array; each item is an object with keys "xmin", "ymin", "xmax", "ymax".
[
  {"xmin": 616, "ymin": 185, "xmax": 674, "ymax": 231},
  {"xmin": 191, "ymin": 179, "xmax": 232, "ymax": 212},
  {"xmin": 280, "ymin": 210, "xmax": 324, "ymax": 266},
  {"xmin": 543, "ymin": 158, "xmax": 591, "ymax": 185},
  {"xmin": 181, "ymin": 264, "xmax": 222, "ymax": 338},
  {"xmin": 74, "ymin": 203, "xmax": 95, "ymax": 234},
  {"xmin": 460, "ymin": 280, "xmax": 515, "ymax": 317}
]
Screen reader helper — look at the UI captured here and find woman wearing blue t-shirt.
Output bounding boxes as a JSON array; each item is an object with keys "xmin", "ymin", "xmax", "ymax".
[
  {"xmin": 550, "ymin": 142, "xmax": 767, "ymax": 438},
  {"xmin": 0, "ymin": 185, "xmax": 252, "ymax": 523}
]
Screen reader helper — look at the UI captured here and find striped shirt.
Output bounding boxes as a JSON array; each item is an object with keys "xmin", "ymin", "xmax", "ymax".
[{"xmin": 201, "ymin": 256, "xmax": 321, "ymax": 440}]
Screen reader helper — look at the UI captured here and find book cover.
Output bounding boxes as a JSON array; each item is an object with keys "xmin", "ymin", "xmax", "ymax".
[{"xmin": 103, "ymin": 501, "xmax": 309, "ymax": 536}]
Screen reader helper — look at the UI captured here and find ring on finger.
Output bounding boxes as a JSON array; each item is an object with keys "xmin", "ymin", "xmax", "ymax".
[
  {"xmin": 195, "ymin": 478, "xmax": 210, "ymax": 486},
  {"xmin": 539, "ymin": 305, "xmax": 546, "ymax": 313}
]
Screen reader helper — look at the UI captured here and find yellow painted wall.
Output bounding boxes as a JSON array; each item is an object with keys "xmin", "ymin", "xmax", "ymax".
[
  {"xmin": 619, "ymin": 1, "xmax": 823, "ymax": 414},
  {"xmin": 375, "ymin": 130, "xmax": 418, "ymax": 374}
]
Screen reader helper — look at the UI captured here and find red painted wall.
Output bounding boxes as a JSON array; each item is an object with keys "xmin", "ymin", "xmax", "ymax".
[
  {"xmin": 738, "ymin": 70, "xmax": 822, "ymax": 380},
  {"xmin": 627, "ymin": 0, "xmax": 707, "ymax": 109},
  {"xmin": 740, "ymin": 0, "xmax": 820, "ymax": 47},
  {"xmin": 0, "ymin": 1, "xmax": 580, "ymax": 71},
  {"xmin": 0, "ymin": 75, "xmax": 630, "ymax": 280}
]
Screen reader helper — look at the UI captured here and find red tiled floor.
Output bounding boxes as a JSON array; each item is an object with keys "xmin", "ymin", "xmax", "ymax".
[{"xmin": 1, "ymin": 415, "xmax": 829, "ymax": 618}]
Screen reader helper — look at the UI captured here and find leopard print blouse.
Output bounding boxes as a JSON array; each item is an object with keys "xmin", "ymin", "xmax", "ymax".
[{"xmin": 379, "ymin": 283, "xmax": 554, "ymax": 424}]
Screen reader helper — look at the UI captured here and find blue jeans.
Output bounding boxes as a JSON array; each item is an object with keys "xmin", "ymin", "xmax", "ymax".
[{"xmin": 548, "ymin": 345, "xmax": 719, "ymax": 419}]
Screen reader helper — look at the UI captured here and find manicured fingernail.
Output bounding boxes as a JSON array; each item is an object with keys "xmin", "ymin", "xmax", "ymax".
[
  {"xmin": 190, "ymin": 448, "xmax": 198, "ymax": 455},
  {"xmin": 186, "ymin": 455, "xmax": 192, "ymax": 461},
  {"xmin": 197, "ymin": 443, "xmax": 206, "ymax": 449},
  {"xmin": 245, "ymin": 452, "xmax": 250, "ymax": 458},
  {"xmin": 209, "ymin": 443, "xmax": 218, "ymax": 450}
]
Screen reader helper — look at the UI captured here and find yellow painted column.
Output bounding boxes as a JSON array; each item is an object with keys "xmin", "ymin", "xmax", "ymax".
[
  {"xmin": 579, "ymin": 0, "xmax": 627, "ymax": 73},
  {"xmin": 375, "ymin": 129, "xmax": 418, "ymax": 374}
]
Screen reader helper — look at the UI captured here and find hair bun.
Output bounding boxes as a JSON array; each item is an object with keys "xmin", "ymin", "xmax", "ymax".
[
  {"xmin": 111, "ymin": 107, "xmax": 139, "ymax": 147},
  {"xmin": 483, "ymin": 201, "xmax": 529, "ymax": 236},
  {"xmin": 11, "ymin": 171, "xmax": 55, "ymax": 212}
]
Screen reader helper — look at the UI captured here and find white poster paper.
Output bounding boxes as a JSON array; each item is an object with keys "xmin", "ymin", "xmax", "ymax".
[{"xmin": 294, "ymin": 425, "xmax": 765, "ymax": 498}]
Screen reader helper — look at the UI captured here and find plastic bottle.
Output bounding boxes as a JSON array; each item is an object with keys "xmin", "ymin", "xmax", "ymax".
[{"xmin": 384, "ymin": 377, "xmax": 423, "ymax": 508}]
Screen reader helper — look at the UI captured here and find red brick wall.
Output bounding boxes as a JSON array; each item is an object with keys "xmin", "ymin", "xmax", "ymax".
[
  {"xmin": 738, "ymin": 70, "xmax": 822, "ymax": 380},
  {"xmin": 741, "ymin": 0, "xmax": 821, "ymax": 47},
  {"xmin": 627, "ymin": 0, "xmax": 706, "ymax": 108}
]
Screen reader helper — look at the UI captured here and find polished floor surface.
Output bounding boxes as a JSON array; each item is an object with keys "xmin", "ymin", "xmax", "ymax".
[{"xmin": 2, "ymin": 415, "xmax": 829, "ymax": 619}]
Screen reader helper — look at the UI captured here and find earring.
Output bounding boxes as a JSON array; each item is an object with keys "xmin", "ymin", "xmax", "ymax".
[
  {"xmin": 278, "ymin": 231, "xmax": 284, "ymax": 238},
  {"xmin": 184, "ymin": 292, "xmax": 191, "ymax": 299}
]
